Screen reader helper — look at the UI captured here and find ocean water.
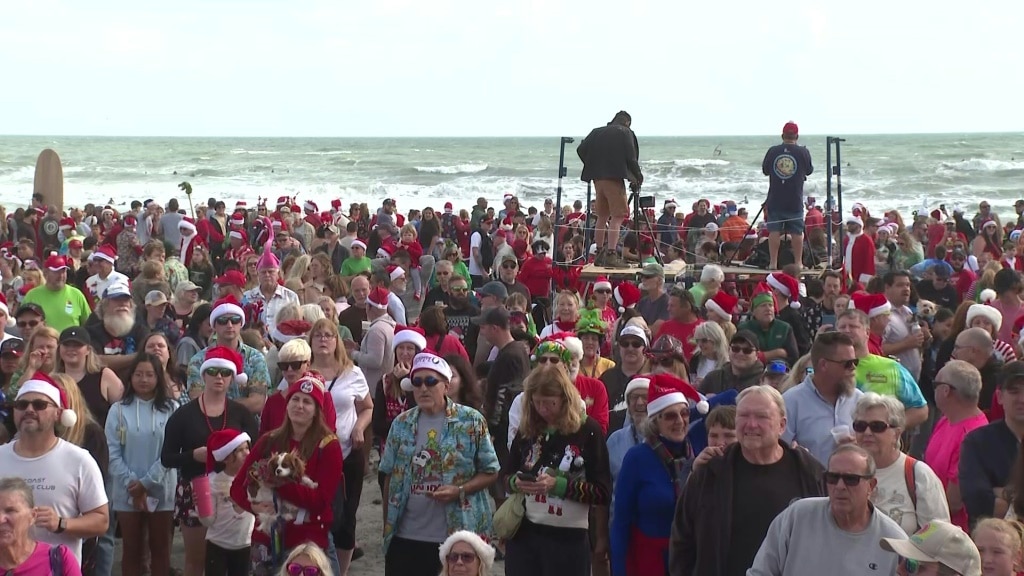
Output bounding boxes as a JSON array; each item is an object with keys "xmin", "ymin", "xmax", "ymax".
[{"xmin": 1, "ymin": 133, "xmax": 1023, "ymax": 219}]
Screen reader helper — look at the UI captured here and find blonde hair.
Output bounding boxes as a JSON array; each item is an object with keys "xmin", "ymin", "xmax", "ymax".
[
  {"xmin": 780, "ymin": 353, "xmax": 812, "ymax": 392},
  {"xmin": 287, "ymin": 254, "xmax": 311, "ymax": 283},
  {"xmin": 556, "ymin": 290, "xmax": 580, "ymax": 310},
  {"xmin": 400, "ymin": 223, "xmax": 418, "ymax": 239},
  {"xmin": 277, "ymin": 543, "xmax": 332, "ymax": 576},
  {"xmin": 55, "ymin": 343, "xmax": 105, "ymax": 376},
  {"xmin": 300, "ymin": 304, "xmax": 327, "ymax": 324},
  {"xmin": 278, "ymin": 339, "xmax": 311, "ymax": 363},
  {"xmin": 18, "ymin": 326, "xmax": 59, "ymax": 374},
  {"xmin": 50, "ymin": 372, "xmax": 95, "ymax": 446},
  {"xmin": 308, "ymin": 317, "xmax": 353, "ymax": 372},
  {"xmin": 973, "ymin": 518, "xmax": 1024, "ymax": 562},
  {"xmin": 21, "ymin": 269, "xmax": 43, "ymax": 288},
  {"xmin": 274, "ymin": 303, "xmax": 303, "ymax": 326},
  {"xmin": 518, "ymin": 364, "xmax": 584, "ymax": 439}
]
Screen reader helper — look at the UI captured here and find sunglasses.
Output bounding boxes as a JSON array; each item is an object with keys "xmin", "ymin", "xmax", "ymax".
[
  {"xmin": 411, "ymin": 376, "xmax": 441, "ymax": 388},
  {"xmin": 652, "ymin": 357, "xmax": 676, "ymax": 367},
  {"xmin": 13, "ymin": 399, "xmax": 55, "ymax": 412},
  {"xmin": 446, "ymin": 552, "xmax": 477, "ymax": 564},
  {"xmin": 285, "ymin": 564, "xmax": 322, "ymax": 576},
  {"xmin": 619, "ymin": 340, "xmax": 645, "ymax": 349},
  {"xmin": 899, "ymin": 557, "xmax": 924, "ymax": 574},
  {"xmin": 594, "ymin": 289, "xmax": 612, "ymax": 295},
  {"xmin": 730, "ymin": 345, "xmax": 756, "ymax": 355},
  {"xmin": 204, "ymin": 367, "xmax": 235, "ymax": 378},
  {"xmin": 278, "ymin": 361, "xmax": 307, "ymax": 372},
  {"xmin": 852, "ymin": 420, "xmax": 892, "ymax": 434},
  {"xmin": 16, "ymin": 320, "xmax": 40, "ymax": 329},
  {"xmin": 214, "ymin": 315, "xmax": 243, "ymax": 326},
  {"xmin": 823, "ymin": 471, "xmax": 873, "ymax": 486},
  {"xmin": 502, "ymin": 263, "xmax": 517, "ymax": 269},
  {"xmin": 536, "ymin": 356, "xmax": 562, "ymax": 365},
  {"xmin": 824, "ymin": 357, "xmax": 859, "ymax": 370}
]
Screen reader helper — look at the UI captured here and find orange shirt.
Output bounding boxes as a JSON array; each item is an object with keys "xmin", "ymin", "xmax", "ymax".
[{"xmin": 720, "ymin": 215, "xmax": 749, "ymax": 244}]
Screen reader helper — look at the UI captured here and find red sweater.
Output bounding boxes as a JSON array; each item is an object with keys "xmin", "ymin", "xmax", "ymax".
[
  {"xmin": 400, "ymin": 239, "xmax": 423, "ymax": 266},
  {"xmin": 422, "ymin": 333, "xmax": 470, "ymax": 363},
  {"xmin": 259, "ymin": 391, "xmax": 338, "ymax": 437},
  {"xmin": 519, "ymin": 255, "xmax": 553, "ymax": 297},
  {"xmin": 230, "ymin": 434, "xmax": 344, "ymax": 550},
  {"xmin": 575, "ymin": 374, "xmax": 609, "ymax": 434},
  {"xmin": 552, "ymin": 263, "xmax": 583, "ymax": 293}
]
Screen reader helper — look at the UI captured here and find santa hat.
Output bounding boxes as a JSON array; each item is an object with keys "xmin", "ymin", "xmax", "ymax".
[
  {"xmin": 303, "ymin": 200, "xmax": 318, "ymax": 213},
  {"xmin": 444, "ymin": 202, "xmax": 453, "ymax": 213},
  {"xmin": 209, "ymin": 294, "xmax": 246, "ymax": 326},
  {"xmin": 624, "ymin": 376, "xmax": 651, "ymax": 399},
  {"xmin": 17, "ymin": 371, "xmax": 77, "ymax": 428},
  {"xmin": 286, "ymin": 371, "xmax": 327, "ymax": 410},
  {"xmin": 980, "ymin": 289, "xmax": 997, "ymax": 304},
  {"xmin": 235, "ymin": 201, "xmax": 247, "ymax": 211},
  {"xmin": 967, "ymin": 303, "xmax": 1003, "ymax": 331},
  {"xmin": 367, "ymin": 286, "xmax": 390, "ymax": 310},
  {"xmin": 270, "ymin": 319, "xmax": 312, "ymax": 345},
  {"xmin": 44, "ymin": 254, "xmax": 69, "ymax": 272},
  {"xmin": 277, "ymin": 196, "xmax": 290, "ymax": 208},
  {"xmin": 58, "ymin": 217, "xmax": 74, "ymax": 230},
  {"xmin": 257, "ymin": 247, "xmax": 280, "ymax": 270},
  {"xmin": 200, "ymin": 345, "xmax": 247, "ymax": 386},
  {"xmin": 438, "ymin": 531, "xmax": 495, "ymax": 571},
  {"xmin": 594, "ymin": 276, "xmax": 612, "ymax": 292},
  {"xmin": 387, "ymin": 264, "xmax": 406, "ymax": 281},
  {"xmin": 503, "ymin": 193, "xmax": 514, "ymax": 203},
  {"xmin": 351, "ymin": 240, "xmax": 367, "ymax": 251},
  {"xmin": 393, "ymin": 325, "xmax": 427, "ymax": 351},
  {"xmin": 852, "ymin": 292, "xmax": 891, "ymax": 318},
  {"xmin": 229, "ymin": 229, "xmax": 248, "ymax": 243},
  {"xmin": 178, "ymin": 217, "xmax": 197, "ymax": 233},
  {"xmin": 378, "ymin": 240, "xmax": 397, "ymax": 259},
  {"xmin": 271, "ymin": 218, "xmax": 283, "ymax": 230},
  {"xmin": 705, "ymin": 290, "xmax": 739, "ymax": 320},
  {"xmin": 766, "ymin": 273, "xmax": 801, "ymax": 309},
  {"xmin": 214, "ymin": 270, "xmax": 246, "ymax": 289},
  {"xmin": 331, "ymin": 199, "xmax": 343, "ymax": 210},
  {"xmin": 664, "ymin": 199, "xmax": 677, "ymax": 210},
  {"xmin": 647, "ymin": 373, "xmax": 708, "ymax": 417},
  {"xmin": 851, "ymin": 202, "xmax": 866, "ymax": 218},
  {"xmin": 205, "ymin": 429, "xmax": 251, "ymax": 474},
  {"xmin": 845, "ymin": 215, "xmax": 863, "ymax": 228},
  {"xmin": 401, "ymin": 350, "xmax": 454, "ymax": 392},
  {"xmin": 290, "ymin": 205, "xmax": 302, "ymax": 214},
  {"xmin": 613, "ymin": 282, "xmax": 642, "ymax": 313},
  {"xmin": 230, "ymin": 213, "xmax": 245, "ymax": 228},
  {"xmin": 90, "ymin": 244, "xmax": 117, "ymax": 264},
  {"xmin": 0, "ymin": 293, "xmax": 8, "ymax": 316}
]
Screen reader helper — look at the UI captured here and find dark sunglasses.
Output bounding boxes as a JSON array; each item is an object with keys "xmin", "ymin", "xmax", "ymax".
[
  {"xmin": 446, "ymin": 552, "xmax": 477, "ymax": 564},
  {"xmin": 411, "ymin": 376, "xmax": 441, "ymax": 388},
  {"xmin": 824, "ymin": 357, "xmax": 859, "ymax": 370},
  {"xmin": 536, "ymin": 356, "xmax": 562, "ymax": 365},
  {"xmin": 278, "ymin": 361, "xmax": 307, "ymax": 372},
  {"xmin": 619, "ymin": 340, "xmax": 645, "ymax": 349},
  {"xmin": 203, "ymin": 367, "xmax": 235, "ymax": 378},
  {"xmin": 16, "ymin": 320, "xmax": 40, "ymax": 329},
  {"xmin": 285, "ymin": 564, "xmax": 322, "ymax": 576},
  {"xmin": 214, "ymin": 315, "xmax": 243, "ymax": 326},
  {"xmin": 594, "ymin": 289, "xmax": 612, "ymax": 295},
  {"xmin": 730, "ymin": 345, "xmax": 755, "ymax": 355},
  {"xmin": 823, "ymin": 471, "xmax": 873, "ymax": 486},
  {"xmin": 653, "ymin": 357, "xmax": 676, "ymax": 367},
  {"xmin": 13, "ymin": 399, "xmax": 55, "ymax": 412},
  {"xmin": 852, "ymin": 420, "xmax": 892, "ymax": 434},
  {"xmin": 502, "ymin": 263, "xmax": 517, "ymax": 269}
]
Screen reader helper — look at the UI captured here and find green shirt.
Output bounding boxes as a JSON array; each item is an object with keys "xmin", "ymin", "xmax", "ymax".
[
  {"xmin": 453, "ymin": 261, "xmax": 471, "ymax": 287},
  {"xmin": 22, "ymin": 284, "xmax": 90, "ymax": 333},
  {"xmin": 689, "ymin": 283, "xmax": 709, "ymax": 308},
  {"xmin": 737, "ymin": 317, "xmax": 798, "ymax": 365},
  {"xmin": 341, "ymin": 256, "xmax": 372, "ymax": 277}
]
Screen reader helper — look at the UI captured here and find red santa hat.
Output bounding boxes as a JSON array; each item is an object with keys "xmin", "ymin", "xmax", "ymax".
[
  {"xmin": 230, "ymin": 213, "xmax": 246, "ymax": 228},
  {"xmin": 351, "ymin": 240, "xmax": 367, "ymax": 251},
  {"xmin": 90, "ymin": 244, "xmax": 117, "ymax": 265},
  {"xmin": 213, "ymin": 270, "xmax": 246, "ymax": 289},
  {"xmin": 664, "ymin": 199, "xmax": 677, "ymax": 210},
  {"xmin": 393, "ymin": 325, "xmax": 427, "ymax": 351},
  {"xmin": 270, "ymin": 319, "xmax": 312, "ymax": 345},
  {"xmin": 503, "ymin": 193, "xmax": 514, "ymax": 203},
  {"xmin": 200, "ymin": 345, "xmax": 247, "ymax": 386},
  {"xmin": 0, "ymin": 293, "xmax": 8, "ymax": 316},
  {"xmin": 594, "ymin": 276, "xmax": 612, "ymax": 292},
  {"xmin": 229, "ymin": 229, "xmax": 248, "ymax": 243},
  {"xmin": 851, "ymin": 202, "xmax": 866, "ymax": 219},
  {"xmin": 205, "ymin": 429, "xmax": 251, "ymax": 474},
  {"xmin": 286, "ymin": 371, "xmax": 328, "ymax": 410},
  {"xmin": 235, "ymin": 201, "xmax": 248, "ymax": 211},
  {"xmin": 377, "ymin": 240, "xmax": 397, "ymax": 259},
  {"xmin": 271, "ymin": 217, "xmax": 283, "ymax": 230},
  {"xmin": 44, "ymin": 254, "xmax": 69, "ymax": 272},
  {"xmin": 303, "ymin": 200, "xmax": 318, "ymax": 213},
  {"xmin": 367, "ymin": 286, "xmax": 390, "ymax": 310},
  {"xmin": 444, "ymin": 202, "xmax": 453, "ymax": 213},
  {"xmin": 613, "ymin": 282, "xmax": 642, "ymax": 313},
  {"xmin": 705, "ymin": 290, "xmax": 739, "ymax": 320},
  {"xmin": 387, "ymin": 264, "xmax": 406, "ymax": 281},
  {"xmin": 647, "ymin": 373, "xmax": 708, "ymax": 416},
  {"xmin": 17, "ymin": 371, "xmax": 77, "ymax": 427},
  {"xmin": 59, "ymin": 217, "xmax": 74, "ymax": 230},
  {"xmin": 401, "ymin": 350, "xmax": 454, "ymax": 392},
  {"xmin": 967, "ymin": 303, "xmax": 1002, "ymax": 331},
  {"xmin": 331, "ymin": 199, "xmax": 342, "ymax": 210},
  {"xmin": 178, "ymin": 217, "xmax": 197, "ymax": 234},
  {"xmin": 209, "ymin": 294, "xmax": 246, "ymax": 326},
  {"xmin": 766, "ymin": 273, "xmax": 801, "ymax": 309},
  {"xmin": 852, "ymin": 292, "xmax": 891, "ymax": 318},
  {"xmin": 276, "ymin": 196, "xmax": 290, "ymax": 208},
  {"xmin": 290, "ymin": 204, "xmax": 302, "ymax": 214}
]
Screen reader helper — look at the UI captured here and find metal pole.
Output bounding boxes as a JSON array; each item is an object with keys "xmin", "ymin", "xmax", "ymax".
[
  {"xmin": 825, "ymin": 139, "xmax": 834, "ymax": 266},
  {"xmin": 585, "ymin": 181, "xmax": 593, "ymax": 250},
  {"xmin": 835, "ymin": 138, "xmax": 846, "ymax": 265},
  {"xmin": 553, "ymin": 136, "xmax": 573, "ymax": 319}
]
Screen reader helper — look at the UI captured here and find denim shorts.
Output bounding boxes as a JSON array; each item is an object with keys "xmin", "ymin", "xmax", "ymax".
[{"xmin": 766, "ymin": 207, "xmax": 805, "ymax": 234}]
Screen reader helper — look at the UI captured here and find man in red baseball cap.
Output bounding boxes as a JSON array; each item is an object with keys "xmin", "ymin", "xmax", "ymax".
[{"xmin": 762, "ymin": 120, "xmax": 814, "ymax": 271}]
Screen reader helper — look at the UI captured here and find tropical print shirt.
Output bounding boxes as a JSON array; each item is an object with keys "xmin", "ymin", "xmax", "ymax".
[{"xmin": 185, "ymin": 341, "xmax": 270, "ymax": 400}]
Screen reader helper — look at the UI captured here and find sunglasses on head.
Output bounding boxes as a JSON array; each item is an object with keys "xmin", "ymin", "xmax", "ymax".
[
  {"xmin": 278, "ymin": 361, "xmax": 307, "ymax": 372},
  {"xmin": 13, "ymin": 399, "xmax": 55, "ymax": 412},
  {"xmin": 411, "ymin": 376, "xmax": 441, "ymax": 388},
  {"xmin": 214, "ymin": 315, "xmax": 243, "ymax": 326},
  {"xmin": 852, "ymin": 420, "xmax": 892, "ymax": 433},
  {"xmin": 730, "ymin": 345, "xmax": 755, "ymax": 355},
  {"xmin": 446, "ymin": 552, "xmax": 477, "ymax": 564},
  {"xmin": 823, "ymin": 471, "xmax": 873, "ymax": 486},
  {"xmin": 204, "ymin": 367, "xmax": 235, "ymax": 378},
  {"xmin": 285, "ymin": 564, "xmax": 322, "ymax": 576}
]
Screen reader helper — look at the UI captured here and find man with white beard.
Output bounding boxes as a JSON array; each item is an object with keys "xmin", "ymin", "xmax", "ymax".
[{"xmin": 86, "ymin": 281, "xmax": 147, "ymax": 372}]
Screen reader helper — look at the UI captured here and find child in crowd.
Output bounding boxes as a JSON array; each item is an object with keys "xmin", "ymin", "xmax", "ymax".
[
  {"xmin": 202, "ymin": 429, "xmax": 255, "ymax": 576},
  {"xmin": 399, "ymin": 224, "xmax": 424, "ymax": 300}
]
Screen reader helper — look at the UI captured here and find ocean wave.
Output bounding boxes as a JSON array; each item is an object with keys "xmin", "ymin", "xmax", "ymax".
[
  {"xmin": 674, "ymin": 158, "xmax": 730, "ymax": 167},
  {"xmin": 414, "ymin": 163, "xmax": 488, "ymax": 174},
  {"xmin": 230, "ymin": 149, "xmax": 279, "ymax": 155},
  {"xmin": 303, "ymin": 150, "xmax": 353, "ymax": 156},
  {"xmin": 938, "ymin": 158, "xmax": 1024, "ymax": 172}
]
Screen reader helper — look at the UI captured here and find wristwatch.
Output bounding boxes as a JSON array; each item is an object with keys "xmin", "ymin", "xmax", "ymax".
[{"xmin": 55, "ymin": 517, "xmax": 67, "ymax": 534}]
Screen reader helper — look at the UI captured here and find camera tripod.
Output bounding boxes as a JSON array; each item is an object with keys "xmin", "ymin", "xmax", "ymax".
[{"xmin": 626, "ymin": 186, "xmax": 664, "ymax": 267}]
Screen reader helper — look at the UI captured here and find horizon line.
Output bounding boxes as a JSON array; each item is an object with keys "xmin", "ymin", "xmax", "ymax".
[{"xmin": 1, "ymin": 130, "xmax": 1021, "ymax": 139}]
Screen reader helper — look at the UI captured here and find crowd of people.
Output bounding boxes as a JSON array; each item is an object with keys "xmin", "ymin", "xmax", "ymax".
[{"xmin": 2, "ymin": 117, "xmax": 1024, "ymax": 576}]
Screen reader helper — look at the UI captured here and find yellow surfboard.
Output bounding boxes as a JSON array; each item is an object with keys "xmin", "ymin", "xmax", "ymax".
[{"xmin": 33, "ymin": 149, "xmax": 63, "ymax": 213}]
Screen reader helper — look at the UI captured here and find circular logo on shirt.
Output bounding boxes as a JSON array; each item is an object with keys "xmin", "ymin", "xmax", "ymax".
[
  {"xmin": 42, "ymin": 220, "xmax": 58, "ymax": 236},
  {"xmin": 300, "ymin": 381, "xmax": 314, "ymax": 394},
  {"xmin": 773, "ymin": 154, "xmax": 798, "ymax": 180}
]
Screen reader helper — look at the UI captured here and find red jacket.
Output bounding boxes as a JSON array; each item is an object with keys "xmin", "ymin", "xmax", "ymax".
[
  {"xmin": 400, "ymin": 239, "xmax": 423, "ymax": 265},
  {"xmin": 575, "ymin": 374, "xmax": 609, "ymax": 434},
  {"xmin": 804, "ymin": 207, "xmax": 825, "ymax": 231},
  {"xmin": 230, "ymin": 434, "xmax": 343, "ymax": 550},
  {"xmin": 843, "ymin": 234, "xmax": 876, "ymax": 285},
  {"xmin": 518, "ymin": 255, "xmax": 553, "ymax": 297},
  {"xmin": 455, "ymin": 218, "xmax": 472, "ymax": 258},
  {"xmin": 552, "ymin": 263, "xmax": 583, "ymax": 293}
]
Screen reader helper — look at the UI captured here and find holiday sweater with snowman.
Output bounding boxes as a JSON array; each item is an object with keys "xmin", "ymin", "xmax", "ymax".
[{"xmin": 503, "ymin": 416, "xmax": 612, "ymax": 530}]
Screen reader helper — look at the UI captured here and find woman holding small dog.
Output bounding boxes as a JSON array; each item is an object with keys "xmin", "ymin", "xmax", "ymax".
[
  {"xmin": 229, "ymin": 371, "xmax": 344, "ymax": 576},
  {"xmin": 379, "ymin": 351, "xmax": 500, "ymax": 576}
]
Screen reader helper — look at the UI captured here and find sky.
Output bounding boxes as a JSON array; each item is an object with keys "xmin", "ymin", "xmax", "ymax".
[{"xmin": 1, "ymin": 1, "xmax": 1021, "ymax": 138}]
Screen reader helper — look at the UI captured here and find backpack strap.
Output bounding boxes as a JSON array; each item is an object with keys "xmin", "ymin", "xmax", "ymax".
[
  {"xmin": 50, "ymin": 544, "xmax": 65, "ymax": 575},
  {"xmin": 904, "ymin": 455, "xmax": 918, "ymax": 510}
]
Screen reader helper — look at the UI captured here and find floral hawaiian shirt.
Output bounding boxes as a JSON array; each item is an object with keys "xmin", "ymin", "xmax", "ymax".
[
  {"xmin": 379, "ymin": 398, "xmax": 499, "ymax": 553},
  {"xmin": 185, "ymin": 341, "xmax": 270, "ymax": 400}
]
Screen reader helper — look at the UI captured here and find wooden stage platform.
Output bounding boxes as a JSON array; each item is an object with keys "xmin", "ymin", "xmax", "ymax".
[{"xmin": 580, "ymin": 262, "xmax": 828, "ymax": 281}]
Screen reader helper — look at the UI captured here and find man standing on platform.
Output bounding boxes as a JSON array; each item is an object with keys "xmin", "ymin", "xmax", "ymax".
[
  {"xmin": 762, "ymin": 121, "xmax": 813, "ymax": 271},
  {"xmin": 577, "ymin": 111, "xmax": 643, "ymax": 269}
]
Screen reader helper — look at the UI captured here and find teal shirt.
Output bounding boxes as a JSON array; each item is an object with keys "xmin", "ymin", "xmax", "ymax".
[{"xmin": 379, "ymin": 399, "xmax": 499, "ymax": 553}]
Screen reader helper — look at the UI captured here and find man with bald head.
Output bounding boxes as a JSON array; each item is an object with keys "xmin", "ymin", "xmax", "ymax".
[{"xmin": 952, "ymin": 327, "xmax": 1003, "ymax": 415}]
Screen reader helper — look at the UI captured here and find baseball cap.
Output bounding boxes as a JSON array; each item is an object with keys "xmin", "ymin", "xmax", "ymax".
[
  {"xmin": 880, "ymin": 520, "xmax": 981, "ymax": 576},
  {"xmin": 477, "ymin": 281, "xmax": 508, "ymax": 301},
  {"xmin": 471, "ymin": 307, "xmax": 510, "ymax": 329},
  {"xmin": 145, "ymin": 290, "xmax": 169, "ymax": 306},
  {"xmin": 59, "ymin": 326, "xmax": 92, "ymax": 347},
  {"xmin": 618, "ymin": 325, "xmax": 649, "ymax": 346},
  {"xmin": 103, "ymin": 281, "xmax": 132, "ymax": 299},
  {"xmin": 15, "ymin": 303, "xmax": 44, "ymax": 319},
  {"xmin": 1001, "ymin": 361, "xmax": 1024, "ymax": 390},
  {"xmin": 731, "ymin": 330, "xmax": 760, "ymax": 350},
  {"xmin": 0, "ymin": 338, "xmax": 25, "ymax": 358},
  {"xmin": 765, "ymin": 360, "xmax": 789, "ymax": 375},
  {"xmin": 325, "ymin": 224, "xmax": 340, "ymax": 235},
  {"xmin": 933, "ymin": 265, "xmax": 951, "ymax": 280},
  {"xmin": 176, "ymin": 280, "xmax": 201, "ymax": 293},
  {"xmin": 640, "ymin": 262, "xmax": 664, "ymax": 277}
]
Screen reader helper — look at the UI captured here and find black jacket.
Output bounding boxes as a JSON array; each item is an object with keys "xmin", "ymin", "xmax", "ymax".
[
  {"xmin": 669, "ymin": 441, "xmax": 825, "ymax": 576},
  {"xmin": 577, "ymin": 123, "xmax": 642, "ymax": 183},
  {"xmin": 699, "ymin": 361, "xmax": 765, "ymax": 395}
]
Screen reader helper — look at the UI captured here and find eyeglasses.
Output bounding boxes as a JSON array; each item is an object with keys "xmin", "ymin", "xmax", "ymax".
[
  {"xmin": 899, "ymin": 557, "xmax": 926, "ymax": 574},
  {"xmin": 536, "ymin": 356, "xmax": 562, "ymax": 365},
  {"xmin": 502, "ymin": 263, "xmax": 517, "ymax": 269},
  {"xmin": 659, "ymin": 410, "xmax": 688, "ymax": 422},
  {"xmin": 214, "ymin": 315, "xmax": 243, "ymax": 326},
  {"xmin": 16, "ymin": 320, "xmax": 40, "ymax": 329},
  {"xmin": 411, "ymin": 376, "xmax": 441, "ymax": 388},
  {"xmin": 285, "ymin": 563, "xmax": 322, "ymax": 576},
  {"xmin": 204, "ymin": 367, "xmax": 235, "ymax": 378},
  {"xmin": 445, "ymin": 552, "xmax": 478, "ymax": 564},
  {"xmin": 278, "ymin": 361, "xmax": 307, "ymax": 372},
  {"xmin": 653, "ymin": 357, "xmax": 676, "ymax": 367},
  {"xmin": 13, "ymin": 399, "xmax": 55, "ymax": 412},
  {"xmin": 594, "ymin": 289, "xmax": 612, "ymax": 295},
  {"xmin": 852, "ymin": 420, "xmax": 892, "ymax": 434},
  {"xmin": 450, "ymin": 286, "xmax": 470, "ymax": 293},
  {"xmin": 730, "ymin": 345, "xmax": 756, "ymax": 355},
  {"xmin": 823, "ymin": 471, "xmax": 873, "ymax": 486},
  {"xmin": 824, "ymin": 357, "xmax": 859, "ymax": 370},
  {"xmin": 312, "ymin": 332, "xmax": 336, "ymax": 341}
]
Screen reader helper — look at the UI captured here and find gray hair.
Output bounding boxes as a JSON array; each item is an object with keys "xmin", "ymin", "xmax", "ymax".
[
  {"xmin": 300, "ymin": 304, "xmax": 326, "ymax": 324},
  {"xmin": 854, "ymin": 392, "xmax": 906, "ymax": 429},
  {"xmin": 737, "ymin": 385, "xmax": 787, "ymax": 419},
  {"xmin": 701, "ymin": 265, "xmax": 724, "ymax": 284},
  {"xmin": 694, "ymin": 321, "xmax": 729, "ymax": 363},
  {"xmin": 958, "ymin": 326, "xmax": 994, "ymax": 354},
  {"xmin": 829, "ymin": 443, "xmax": 877, "ymax": 477},
  {"xmin": 435, "ymin": 260, "xmax": 454, "ymax": 273},
  {"xmin": 935, "ymin": 360, "xmax": 982, "ymax": 403},
  {"xmin": 0, "ymin": 477, "xmax": 34, "ymax": 508}
]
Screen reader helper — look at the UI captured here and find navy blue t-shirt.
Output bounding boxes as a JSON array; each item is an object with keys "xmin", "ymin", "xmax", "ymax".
[{"xmin": 762, "ymin": 143, "xmax": 813, "ymax": 213}]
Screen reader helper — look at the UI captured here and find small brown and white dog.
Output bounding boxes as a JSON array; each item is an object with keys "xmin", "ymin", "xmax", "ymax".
[
  {"xmin": 247, "ymin": 451, "xmax": 318, "ymax": 534},
  {"xmin": 916, "ymin": 299, "xmax": 937, "ymax": 322}
]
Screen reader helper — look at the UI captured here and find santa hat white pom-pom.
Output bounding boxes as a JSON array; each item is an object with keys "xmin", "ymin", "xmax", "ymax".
[
  {"xmin": 60, "ymin": 409, "xmax": 78, "ymax": 428},
  {"xmin": 790, "ymin": 301, "xmax": 800, "ymax": 309},
  {"xmin": 618, "ymin": 306, "xmax": 625, "ymax": 313},
  {"xmin": 530, "ymin": 354, "xmax": 536, "ymax": 362},
  {"xmin": 696, "ymin": 400, "xmax": 710, "ymax": 415},
  {"xmin": 981, "ymin": 289, "xmax": 997, "ymax": 304},
  {"xmin": 401, "ymin": 377, "xmax": 413, "ymax": 392},
  {"xmin": 235, "ymin": 373, "xmax": 248, "ymax": 386}
]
